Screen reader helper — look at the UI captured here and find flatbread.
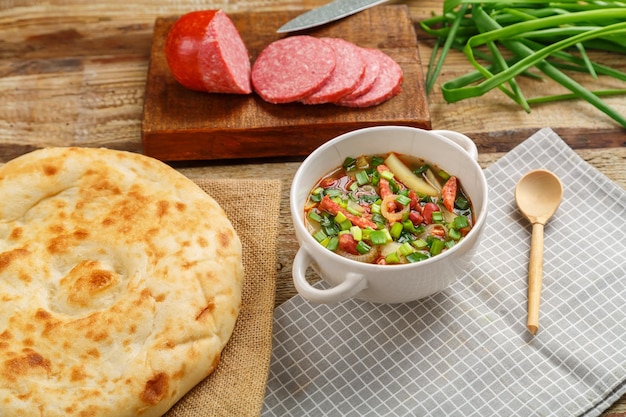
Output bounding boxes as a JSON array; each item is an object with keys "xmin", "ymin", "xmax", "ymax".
[{"xmin": 0, "ymin": 147, "xmax": 243, "ymax": 416}]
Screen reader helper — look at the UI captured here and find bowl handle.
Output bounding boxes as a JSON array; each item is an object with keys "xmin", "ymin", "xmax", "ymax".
[
  {"xmin": 432, "ymin": 130, "xmax": 478, "ymax": 161},
  {"xmin": 292, "ymin": 248, "xmax": 368, "ymax": 304}
]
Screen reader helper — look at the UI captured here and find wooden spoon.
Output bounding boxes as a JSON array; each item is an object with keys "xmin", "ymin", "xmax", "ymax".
[{"xmin": 515, "ymin": 169, "xmax": 563, "ymax": 335}]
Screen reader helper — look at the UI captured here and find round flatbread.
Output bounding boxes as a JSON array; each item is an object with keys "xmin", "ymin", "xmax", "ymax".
[{"xmin": 0, "ymin": 147, "xmax": 243, "ymax": 417}]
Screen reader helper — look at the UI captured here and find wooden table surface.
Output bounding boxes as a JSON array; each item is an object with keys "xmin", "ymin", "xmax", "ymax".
[{"xmin": 2, "ymin": 1, "xmax": 625, "ymax": 415}]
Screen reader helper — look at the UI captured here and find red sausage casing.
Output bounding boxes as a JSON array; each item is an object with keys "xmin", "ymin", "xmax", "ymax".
[{"xmin": 165, "ymin": 10, "xmax": 252, "ymax": 94}]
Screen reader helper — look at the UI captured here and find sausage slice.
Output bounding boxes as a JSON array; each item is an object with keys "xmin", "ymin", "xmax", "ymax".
[
  {"xmin": 300, "ymin": 38, "xmax": 366, "ymax": 105},
  {"xmin": 337, "ymin": 49, "xmax": 403, "ymax": 107},
  {"xmin": 338, "ymin": 47, "xmax": 381, "ymax": 102},
  {"xmin": 251, "ymin": 36, "xmax": 336, "ymax": 103}
]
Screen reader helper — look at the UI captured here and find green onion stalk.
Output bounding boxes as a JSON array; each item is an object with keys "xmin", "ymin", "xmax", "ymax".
[{"xmin": 421, "ymin": 0, "xmax": 626, "ymax": 128}]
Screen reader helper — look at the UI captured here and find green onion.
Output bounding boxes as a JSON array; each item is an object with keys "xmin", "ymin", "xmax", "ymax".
[
  {"xmin": 370, "ymin": 229, "xmax": 389, "ymax": 245},
  {"xmin": 356, "ymin": 241, "xmax": 371, "ymax": 255},
  {"xmin": 372, "ymin": 213, "xmax": 386, "ymax": 226},
  {"xmin": 334, "ymin": 211, "xmax": 347, "ymax": 223},
  {"xmin": 355, "ymin": 170, "xmax": 370, "ymax": 185},
  {"xmin": 399, "ymin": 242, "xmax": 414, "ymax": 256},
  {"xmin": 421, "ymin": 0, "xmax": 626, "ymax": 127},
  {"xmin": 381, "ymin": 170, "xmax": 395, "ymax": 181},
  {"xmin": 455, "ymin": 196, "xmax": 469, "ymax": 210},
  {"xmin": 395, "ymin": 194, "xmax": 412, "ymax": 206},
  {"xmin": 350, "ymin": 226, "xmax": 363, "ymax": 241},
  {"xmin": 356, "ymin": 156, "xmax": 369, "ymax": 170},
  {"xmin": 371, "ymin": 156, "xmax": 385, "ymax": 167},
  {"xmin": 338, "ymin": 219, "xmax": 352, "ymax": 231},
  {"xmin": 327, "ymin": 236, "xmax": 339, "ymax": 252},
  {"xmin": 402, "ymin": 219, "xmax": 417, "ymax": 233},
  {"xmin": 310, "ymin": 193, "xmax": 322, "ymax": 203},
  {"xmin": 323, "ymin": 224, "xmax": 339, "ymax": 237},
  {"xmin": 388, "ymin": 179, "xmax": 400, "ymax": 193},
  {"xmin": 439, "ymin": 170, "xmax": 451, "ymax": 181},
  {"xmin": 454, "ymin": 215, "xmax": 470, "ymax": 229},
  {"xmin": 385, "ymin": 251, "xmax": 402, "ymax": 264},
  {"xmin": 371, "ymin": 171, "xmax": 380, "ymax": 186},
  {"xmin": 413, "ymin": 164, "xmax": 429, "ymax": 175},
  {"xmin": 360, "ymin": 195, "xmax": 379, "ymax": 204},
  {"xmin": 390, "ymin": 222, "xmax": 404, "ymax": 240},
  {"xmin": 431, "ymin": 211, "xmax": 444, "ymax": 223},
  {"xmin": 430, "ymin": 239, "xmax": 445, "ymax": 255},
  {"xmin": 343, "ymin": 157, "xmax": 357, "ymax": 170},
  {"xmin": 407, "ymin": 252, "xmax": 430, "ymax": 263},
  {"xmin": 308, "ymin": 211, "xmax": 323, "ymax": 223},
  {"xmin": 412, "ymin": 238, "xmax": 428, "ymax": 249},
  {"xmin": 449, "ymin": 228, "xmax": 462, "ymax": 240},
  {"xmin": 325, "ymin": 189, "xmax": 342, "ymax": 198},
  {"xmin": 313, "ymin": 230, "xmax": 327, "ymax": 243}
]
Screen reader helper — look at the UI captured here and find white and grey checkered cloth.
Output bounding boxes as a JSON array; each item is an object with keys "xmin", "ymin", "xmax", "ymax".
[{"xmin": 262, "ymin": 128, "xmax": 626, "ymax": 417}]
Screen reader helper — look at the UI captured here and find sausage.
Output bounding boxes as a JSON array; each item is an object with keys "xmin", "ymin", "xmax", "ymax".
[
  {"xmin": 165, "ymin": 10, "xmax": 252, "ymax": 94},
  {"xmin": 337, "ymin": 47, "xmax": 381, "ymax": 101},
  {"xmin": 300, "ymin": 38, "xmax": 365, "ymax": 105},
  {"xmin": 337, "ymin": 49, "xmax": 403, "ymax": 107},
  {"xmin": 251, "ymin": 35, "xmax": 336, "ymax": 103}
]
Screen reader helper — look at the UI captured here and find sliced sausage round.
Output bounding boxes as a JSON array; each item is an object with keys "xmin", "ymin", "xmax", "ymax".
[
  {"xmin": 251, "ymin": 36, "xmax": 336, "ymax": 104},
  {"xmin": 300, "ymin": 38, "xmax": 366, "ymax": 105},
  {"xmin": 338, "ymin": 47, "xmax": 381, "ymax": 102},
  {"xmin": 337, "ymin": 49, "xmax": 403, "ymax": 108}
]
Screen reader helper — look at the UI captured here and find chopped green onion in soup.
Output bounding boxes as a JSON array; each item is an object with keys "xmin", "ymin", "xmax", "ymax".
[{"xmin": 304, "ymin": 152, "xmax": 474, "ymax": 265}]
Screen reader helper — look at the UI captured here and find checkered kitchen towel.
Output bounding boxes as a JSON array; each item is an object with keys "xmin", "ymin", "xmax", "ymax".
[{"xmin": 262, "ymin": 128, "xmax": 626, "ymax": 417}]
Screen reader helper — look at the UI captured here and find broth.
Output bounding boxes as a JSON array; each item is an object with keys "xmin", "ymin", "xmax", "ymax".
[{"xmin": 304, "ymin": 152, "xmax": 474, "ymax": 264}]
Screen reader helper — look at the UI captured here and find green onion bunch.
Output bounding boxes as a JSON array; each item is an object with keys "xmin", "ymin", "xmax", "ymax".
[{"xmin": 421, "ymin": 0, "xmax": 626, "ymax": 127}]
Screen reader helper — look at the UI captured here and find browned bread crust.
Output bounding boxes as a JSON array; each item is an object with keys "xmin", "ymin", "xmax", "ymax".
[{"xmin": 0, "ymin": 147, "xmax": 243, "ymax": 416}]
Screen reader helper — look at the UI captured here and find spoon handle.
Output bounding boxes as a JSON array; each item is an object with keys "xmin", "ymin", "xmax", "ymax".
[{"xmin": 527, "ymin": 222, "xmax": 545, "ymax": 335}]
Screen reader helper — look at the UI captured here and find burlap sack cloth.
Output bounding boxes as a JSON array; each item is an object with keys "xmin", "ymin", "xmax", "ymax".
[{"xmin": 165, "ymin": 178, "xmax": 282, "ymax": 417}]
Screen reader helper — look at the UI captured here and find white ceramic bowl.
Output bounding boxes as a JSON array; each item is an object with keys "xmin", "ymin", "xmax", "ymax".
[{"xmin": 290, "ymin": 126, "xmax": 489, "ymax": 304}]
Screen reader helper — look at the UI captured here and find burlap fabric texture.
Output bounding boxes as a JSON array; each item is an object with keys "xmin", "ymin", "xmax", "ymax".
[{"xmin": 165, "ymin": 179, "xmax": 281, "ymax": 417}]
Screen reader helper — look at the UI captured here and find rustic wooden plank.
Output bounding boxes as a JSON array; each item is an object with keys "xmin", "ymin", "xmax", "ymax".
[
  {"xmin": 0, "ymin": 1, "xmax": 625, "ymax": 415},
  {"xmin": 141, "ymin": 5, "xmax": 431, "ymax": 161}
]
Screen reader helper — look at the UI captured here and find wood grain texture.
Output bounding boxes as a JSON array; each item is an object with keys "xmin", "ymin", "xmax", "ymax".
[
  {"xmin": 141, "ymin": 6, "xmax": 431, "ymax": 161},
  {"xmin": 1, "ymin": 1, "xmax": 625, "ymax": 414},
  {"xmin": 0, "ymin": 0, "xmax": 624, "ymax": 161}
]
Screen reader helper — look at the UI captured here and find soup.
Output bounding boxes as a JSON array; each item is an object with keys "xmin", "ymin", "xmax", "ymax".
[{"xmin": 304, "ymin": 152, "xmax": 474, "ymax": 264}]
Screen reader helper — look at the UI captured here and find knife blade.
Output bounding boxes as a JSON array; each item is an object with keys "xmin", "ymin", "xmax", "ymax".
[{"xmin": 277, "ymin": 0, "xmax": 389, "ymax": 33}]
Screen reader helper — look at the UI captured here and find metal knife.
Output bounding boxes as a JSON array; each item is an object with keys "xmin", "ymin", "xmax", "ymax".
[{"xmin": 277, "ymin": 0, "xmax": 389, "ymax": 33}]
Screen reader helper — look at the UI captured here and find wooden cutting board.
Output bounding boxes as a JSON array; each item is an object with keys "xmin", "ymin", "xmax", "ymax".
[{"xmin": 141, "ymin": 5, "xmax": 430, "ymax": 161}]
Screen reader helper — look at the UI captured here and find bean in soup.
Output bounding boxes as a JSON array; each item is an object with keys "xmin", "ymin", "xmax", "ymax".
[{"xmin": 304, "ymin": 152, "xmax": 474, "ymax": 264}]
